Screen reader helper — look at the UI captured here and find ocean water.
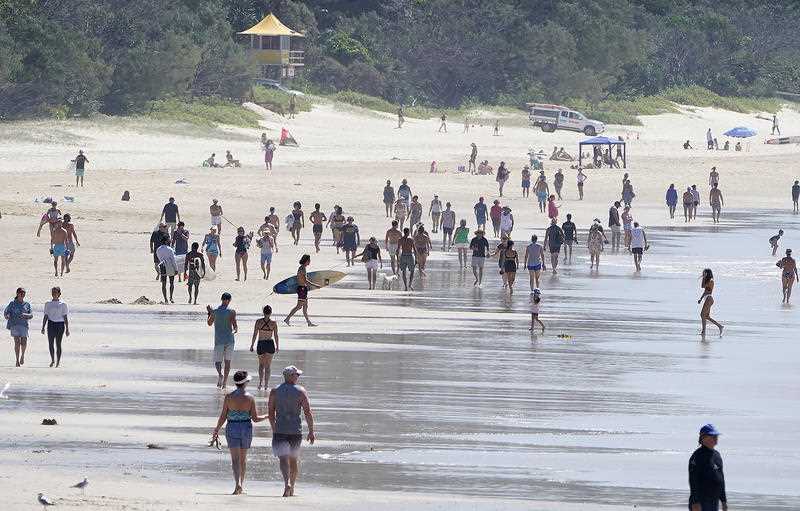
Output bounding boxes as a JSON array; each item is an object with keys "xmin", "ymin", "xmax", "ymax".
[{"xmin": 4, "ymin": 209, "xmax": 800, "ymax": 509}]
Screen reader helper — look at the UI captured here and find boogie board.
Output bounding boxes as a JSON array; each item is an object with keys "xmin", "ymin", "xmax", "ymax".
[
  {"xmin": 273, "ymin": 270, "xmax": 346, "ymax": 295},
  {"xmin": 177, "ymin": 254, "xmax": 217, "ymax": 281},
  {"xmin": 766, "ymin": 136, "xmax": 800, "ymax": 145}
]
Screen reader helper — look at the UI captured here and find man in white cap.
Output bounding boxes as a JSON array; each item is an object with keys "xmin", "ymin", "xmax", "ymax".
[{"xmin": 268, "ymin": 365, "xmax": 315, "ymax": 497}]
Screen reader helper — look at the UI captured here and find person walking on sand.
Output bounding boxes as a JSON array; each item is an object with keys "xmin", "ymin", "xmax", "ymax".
[
  {"xmin": 257, "ymin": 230, "xmax": 275, "ymax": 280},
  {"xmin": 576, "ymin": 168, "xmax": 587, "ymax": 200},
  {"xmin": 621, "ymin": 206, "xmax": 633, "ymax": 251},
  {"xmin": 489, "ymin": 200, "xmax": 503, "ymax": 238},
  {"xmin": 547, "ymin": 195, "xmax": 559, "ymax": 221},
  {"xmin": 36, "ymin": 201, "xmax": 62, "ymax": 239},
  {"xmin": 698, "ymin": 269, "xmax": 723, "ymax": 337},
  {"xmin": 709, "ymin": 167, "xmax": 719, "ymax": 188},
  {"xmin": 355, "ymin": 237, "xmax": 383, "ymax": 290},
  {"xmin": 706, "ymin": 128, "xmax": 714, "ymax": 150},
  {"xmin": 184, "ymin": 242, "xmax": 205, "ymax": 304},
  {"xmin": 688, "ymin": 424, "xmax": 728, "ymax": 511},
  {"xmin": 683, "ymin": 187, "xmax": 694, "ymax": 222},
  {"xmin": 50, "ymin": 218, "xmax": 68, "ymax": 277},
  {"xmin": 396, "ymin": 104, "xmax": 405, "ymax": 128},
  {"xmin": 383, "ymin": 180, "xmax": 395, "ymax": 218},
  {"xmin": 269, "ymin": 365, "xmax": 315, "ymax": 497},
  {"xmin": 770, "ymin": 229, "xmax": 784, "ymax": 256},
  {"xmin": 588, "ymin": 219, "xmax": 608, "ymax": 270},
  {"xmin": 150, "ymin": 223, "xmax": 170, "ymax": 278},
  {"xmin": 529, "ymin": 288, "xmax": 545, "ymax": 332},
  {"xmin": 341, "ymin": 217, "xmax": 360, "ymax": 267},
  {"xmin": 250, "ymin": 306, "xmax": 279, "ymax": 390},
  {"xmin": 691, "ymin": 185, "xmax": 701, "ymax": 219},
  {"xmin": 62, "ymin": 214, "xmax": 80, "ymax": 273},
  {"xmin": 709, "ymin": 184, "xmax": 724, "ymax": 223},
  {"xmin": 203, "ymin": 227, "xmax": 221, "ymax": 271},
  {"xmin": 264, "ymin": 138, "xmax": 276, "ymax": 171},
  {"xmin": 160, "ymin": 197, "xmax": 180, "ymax": 237},
  {"xmin": 474, "ymin": 197, "xmax": 488, "ymax": 232},
  {"xmin": 666, "ymin": 184, "xmax": 678, "ymax": 219},
  {"xmin": 284, "ymin": 255, "xmax": 319, "ymax": 326},
  {"xmin": 493, "ymin": 236, "xmax": 509, "ymax": 289},
  {"xmin": 439, "ymin": 112, "xmax": 447, "ymax": 132},
  {"xmin": 212, "ymin": 370, "xmax": 268, "ymax": 495},
  {"xmin": 394, "ymin": 197, "xmax": 408, "ymax": 230},
  {"xmin": 777, "ymin": 249, "xmax": 798, "ymax": 304},
  {"xmin": 562, "ymin": 214, "xmax": 577, "ymax": 264},
  {"xmin": 309, "ymin": 204, "xmax": 326, "ymax": 254},
  {"xmin": 463, "ymin": 116, "xmax": 470, "ymax": 133},
  {"xmin": 440, "ymin": 202, "xmax": 456, "ymax": 250},
  {"xmin": 792, "ymin": 181, "xmax": 800, "ymax": 214},
  {"xmin": 210, "ymin": 199, "xmax": 224, "ymax": 235},
  {"xmin": 429, "ymin": 195, "xmax": 442, "ymax": 234},
  {"xmin": 524, "ymin": 235, "xmax": 545, "ymax": 290},
  {"xmin": 156, "ymin": 241, "xmax": 178, "ymax": 304},
  {"xmin": 328, "ymin": 206, "xmax": 346, "ymax": 252},
  {"xmin": 453, "ymin": 219, "xmax": 470, "ymax": 267},
  {"xmin": 289, "ymin": 93, "xmax": 297, "ymax": 119},
  {"xmin": 398, "ymin": 179, "xmax": 412, "ymax": 208},
  {"xmin": 772, "ymin": 113, "xmax": 780, "ymax": 135},
  {"xmin": 172, "ymin": 221, "xmax": 189, "ymax": 282},
  {"xmin": 290, "ymin": 202, "xmax": 304, "ymax": 246},
  {"xmin": 208, "ymin": 293, "xmax": 237, "ymax": 387},
  {"xmin": 5, "ymin": 287, "xmax": 33, "ymax": 367},
  {"xmin": 608, "ymin": 201, "xmax": 621, "ymax": 252},
  {"xmin": 521, "ymin": 166, "xmax": 531, "ymax": 198},
  {"xmin": 468, "ymin": 143, "xmax": 477, "ymax": 173},
  {"xmin": 385, "ymin": 220, "xmax": 402, "ymax": 274},
  {"xmin": 544, "ymin": 218, "xmax": 565, "ymax": 274},
  {"xmin": 554, "ymin": 168, "xmax": 564, "ymax": 200},
  {"xmin": 499, "ymin": 207, "xmax": 514, "ymax": 239},
  {"xmin": 233, "ymin": 227, "xmax": 253, "ymax": 282},
  {"xmin": 396, "ymin": 228, "xmax": 417, "ymax": 291},
  {"xmin": 496, "ymin": 161, "xmax": 509, "ymax": 197},
  {"xmin": 630, "ymin": 222, "xmax": 648, "ymax": 271},
  {"xmin": 72, "ymin": 150, "xmax": 88, "ymax": 187},
  {"xmin": 409, "ymin": 196, "xmax": 423, "ymax": 231},
  {"xmin": 469, "ymin": 229, "xmax": 490, "ymax": 286},
  {"xmin": 41, "ymin": 286, "xmax": 69, "ymax": 368}
]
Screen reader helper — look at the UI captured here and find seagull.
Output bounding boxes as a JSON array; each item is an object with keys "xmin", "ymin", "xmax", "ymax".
[
  {"xmin": 37, "ymin": 493, "xmax": 55, "ymax": 508},
  {"xmin": 71, "ymin": 478, "xmax": 89, "ymax": 494},
  {"xmin": 0, "ymin": 382, "xmax": 9, "ymax": 399}
]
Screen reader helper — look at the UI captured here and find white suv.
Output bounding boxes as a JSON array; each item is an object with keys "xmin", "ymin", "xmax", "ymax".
[{"xmin": 527, "ymin": 103, "xmax": 605, "ymax": 136}]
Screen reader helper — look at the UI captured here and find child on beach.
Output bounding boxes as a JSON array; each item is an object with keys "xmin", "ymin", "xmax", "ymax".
[
  {"xmin": 530, "ymin": 289, "xmax": 544, "ymax": 333},
  {"xmin": 770, "ymin": 229, "xmax": 784, "ymax": 256}
]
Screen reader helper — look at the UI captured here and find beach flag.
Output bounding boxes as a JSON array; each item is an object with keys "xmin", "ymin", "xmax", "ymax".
[{"xmin": 280, "ymin": 128, "xmax": 299, "ymax": 147}]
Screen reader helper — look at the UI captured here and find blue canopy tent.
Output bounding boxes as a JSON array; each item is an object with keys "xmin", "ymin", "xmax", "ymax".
[{"xmin": 579, "ymin": 136, "xmax": 626, "ymax": 169}]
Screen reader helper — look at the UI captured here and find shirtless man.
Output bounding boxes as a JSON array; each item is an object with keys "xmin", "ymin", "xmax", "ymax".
[
  {"xmin": 36, "ymin": 202, "xmax": 62, "ymax": 240},
  {"xmin": 267, "ymin": 207, "xmax": 280, "ymax": 246},
  {"xmin": 62, "ymin": 214, "xmax": 80, "ymax": 273},
  {"xmin": 50, "ymin": 219, "xmax": 68, "ymax": 277},
  {"xmin": 777, "ymin": 249, "xmax": 798, "ymax": 304},
  {"xmin": 682, "ymin": 188, "xmax": 694, "ymax": 222},
  {"xmin": 709, "ymin": 184, "xmax": 724, "ymax": 223},
  {"xmin": 396, "ymin": 228, "xmax": 417, "ymax": 291},
  {"xmin": 384, "ymin": 221, "xmax": 402, "ymax": 275},
  {"xmin": 210, "ymin": 199, "xmax": 224, "ymax": 235},
  {"xmin": 309, "ymin": 204, "xmax": 327, "ymax": 253},
  {"xmin": 258, "ymin": 216, "xmax": 279, "ymax": 254},
  {"xmin": 394, "ymin": 197, "xmax": 408, "ymax": 230},
  {"xmin": 383, "ymin": 180, "xmax": 395, "ymax": 217},
  {"xmin": 413, "ymin": 225, "xmax": 432, "ymax": 275}
]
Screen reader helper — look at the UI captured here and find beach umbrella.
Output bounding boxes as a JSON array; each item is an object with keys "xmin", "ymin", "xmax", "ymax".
[{"xmin": 723, "ymin": 127, "xmax": 757, "ymax": 138}]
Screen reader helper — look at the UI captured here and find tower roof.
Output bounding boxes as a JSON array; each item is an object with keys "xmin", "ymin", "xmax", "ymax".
[{"xmin": 239, "ymin": 13, "xmax": 305, "ymax": 37}]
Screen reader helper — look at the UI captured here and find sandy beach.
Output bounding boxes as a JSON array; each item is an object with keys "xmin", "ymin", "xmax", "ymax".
[{"xmin": 2, "ymin": 100, "xmax": 800, "ymax": 509}]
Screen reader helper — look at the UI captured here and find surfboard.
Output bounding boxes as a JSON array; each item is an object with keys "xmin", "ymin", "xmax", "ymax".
[
  {"xmin": 273, "ymin": 270, "xmax": 346, "ymax": 294},
  {"xmin": 766, "ymin": 136, "xmax": 800, "ymax": 145}
]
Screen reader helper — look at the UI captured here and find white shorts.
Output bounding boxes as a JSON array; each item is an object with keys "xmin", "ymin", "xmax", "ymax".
[
  {"xmin": 365, "ymin": 259, "xmax": 379, "ymax": 270},
  {"xmin": 211, "ymin": 216, "xmax": 222, "ymax": 226},
  {"xmin": 213, "ymin": 343, "xmax": 234, "ymax": 363},
  {"xmin": 387, "ymin": 242, "xmax": 398, "ymax": 255},
  {"xmin": 454, "ymin": 242, "xmax": 469, "ymax": 250}
]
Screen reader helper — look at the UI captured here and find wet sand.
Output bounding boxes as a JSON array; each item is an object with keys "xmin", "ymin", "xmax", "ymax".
[{"xmin": 3, "ymin": 209, "xmax": 800, "ymax": 510}]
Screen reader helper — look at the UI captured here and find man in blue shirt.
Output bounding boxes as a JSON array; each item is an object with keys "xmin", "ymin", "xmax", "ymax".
[{"xmin": 207, "ymin": 292, "xmax": 238, "ymax": 388}]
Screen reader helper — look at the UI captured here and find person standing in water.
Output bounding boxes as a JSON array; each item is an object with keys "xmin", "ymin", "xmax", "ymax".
[
  {"xmin": 184, "ymin": 242, "xmax": 205, "ymax": 304},
  {"xmin": 544, "ymin": 219, "xmax": 565, "ymax": 274},
  {"xmin": 383, "ymin": 180, "xmax": 395, "ymax": 218},
  {"xmin": 41, "ymin": 286, "xmax": 69, "ymax": 368},
  {"xmin": 698, "ymin": 269, "xmax": 723, "ymax": 337},
  {"xmin": 396, "ymin": 228, "xmax": 417, "ymax": 291},
  {"xmin": 587, "ymin": 219, "xmax": 608, "ymax": 270},
  {"xmin": 524, "ymin": 235, "xmax": 545, "ymax": 290},
  {"xmin": 160, "ymin": 197, "xmax": 181, "ymax": 237},
  {"xmin": 440, "ymin": 202, "xmax": 456, "ymax": 250},
  {"xmin": 793, "ymin": 180, "xmax": 800, "ymax": 214},
  {"xmin": 469, "ymin": 229, "xmax": 490, "ymax": 286},
  {"xmin": 770, "ymin": 229, "xmax": 784, "ymax": 256},
  {"xmin": 777, "ymin": 249, "xmax": 798, "ymax": 304},
  {"xmin": 529, "ymin": 288, "xmax": 544, "ymax": 333},
  {"xmin": 340, "ymin": 217, "xmax": 361, "ymax": 267},
  {"xmin": 207, "ymin": 292, "xmax": 238, "ymax": 388},
  {"xmin": 666, "ymin": 184, "xmax": 678, "ymax": 219},
  {"xmin": 284, "ymin": 255, "xmax": 319, "ymax": 326},
  {"xmin": 72, "ymin": 150, "xmax": 88, "ymax": 187},
  {"xmin": 429, "ymin": 195, "xmax": 442, "ymax": 234},
  {"xmin": 521, "ymin": 166, "xmax": 531, "ymax": 198},
  {"xmin": 709, "ymin": 184, "xmax": 724, "ymax": 223},
  {"xmin": 309, "ymin": 204, "xmax": 327, "ymax": 254},
  {"xmin": 396, "ymin": 104, "xmax": 405, "ymax": 128},
  {"xmin": 5, "ymin": 287, "xmax": 33, "ymax": 367},
  {"xmin": 630, "ymin": 222, "xmax": 648, "ymax": 272},
  {"xmin": 385, "ymin": 220, "xmax": 402, "ymax": 274},
  {"xmin": 474, "ymin": 197, "xmax": 488, "ymax": 232},
  {"xmin": 355, "ymin": 237, "xmax": 383, "ymax": 290},
  {"xmin": 452, "ymin": 219, "xmax": 470, "ymax": 267},
  {"xmin": 688, "ymin": 424, "xmax": 728, "ymax": 511},
  {"xmin": 503, "ymin": 240, "xmax": 519, "ymax": 294},
  {"xmin": 210, "ymin": 199, "xmax": 224, "ymax": 235},
  {"xmin": 562, "ymin": 213, "xmax": 577, "ymax": 264},
  {"xmin": 393, "ymin": 196, "xmax": 408, "ymax": 230},
  {"xmin": 269, "ymin": 365, "xmax": 315, "ymax": 498},
  {"xmin": 250, "ymin": 305, "xmax": 279, "ymax": 390},
  {"xmin": 212, "ymin": 370, "xmax": 267, "ymax": 495}
]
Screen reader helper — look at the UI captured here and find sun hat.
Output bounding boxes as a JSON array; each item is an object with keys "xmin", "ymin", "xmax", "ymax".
[{"xmin": 283, "ymin": 365, "xmax": 303, "ymax": 378}]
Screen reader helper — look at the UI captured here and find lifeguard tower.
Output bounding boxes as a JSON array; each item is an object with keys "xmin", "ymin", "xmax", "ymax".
[{"xmin": 239, "ymin": 13, "xmax": 305, "ymax": 80}]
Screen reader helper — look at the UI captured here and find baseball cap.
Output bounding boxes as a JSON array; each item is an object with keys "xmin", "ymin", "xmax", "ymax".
[
  {"xmin": 699, "ymin": 424, "xmax": 721, "ymax": 437},
  {"xmin": 283, "ymin": 365, "xmax": 303, "ymax": 378}
]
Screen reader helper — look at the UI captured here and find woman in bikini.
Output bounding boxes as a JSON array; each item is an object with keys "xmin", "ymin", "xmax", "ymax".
[
  {"xmin": 503, "ymin": 240, "xmax": 519, "ymax": 294},
  {"xmin": 250, "ymin": 305, "xmax": 280, "ymax": 390},
  {"xmin": 776, "ymin": 249, "xmax": 798, "ymax": 304},
  {"xmin": 233, "ymin": 227, "xmax": 253, "ymax": 281},
  {"xmin": 698, "ymin": 269, "xmax": 724, "ymax": 337}
]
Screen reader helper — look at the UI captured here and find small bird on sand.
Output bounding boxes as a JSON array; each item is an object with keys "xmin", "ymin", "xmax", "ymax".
[
  {"xmin": 38, "ymin": 493, "xmax": 55, "ymax": 507},
  {"xmin": 71, "ymin": 478, "xmax": 89, "ymax": 494}
]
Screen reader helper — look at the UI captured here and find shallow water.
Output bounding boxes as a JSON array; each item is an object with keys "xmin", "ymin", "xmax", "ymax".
[{"xmin": 5, "ymin": 209, "xmax": 800, "ymax": 509}]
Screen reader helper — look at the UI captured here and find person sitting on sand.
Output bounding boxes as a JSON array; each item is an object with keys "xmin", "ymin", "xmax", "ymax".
[
  {"xmin": 735, "ymin": 142, "xmax": 742, "ymax": 152},
  {"xmin": 683, "ymin": 140, "xmax": 693, "ymax": 150},
  {"xmin": 723, "ymin": 140, "xmax": 730, "ymax": 150},
  {"xmin": 550, "ymin": 146, "xmax": 559, "ymax": 160},
  {"xmin": 556, "ymin": 147, "xmax": 574, "ymax": 161},
  {"xmin": 224, "ymin": 150, "xmax": 241, "ymax": 167},
  {"xmin": 203, "ymin": 153, "xmax": 221, "ymax": 167}
]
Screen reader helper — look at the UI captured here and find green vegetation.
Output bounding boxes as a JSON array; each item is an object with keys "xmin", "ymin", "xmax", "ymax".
[
  {"xmin": 252, "ymin": 86, "xmax": 313, "ymax": 115},
  {"xmin": 144, "ymin": 98, "xmax": 262, "ymax": 128}
]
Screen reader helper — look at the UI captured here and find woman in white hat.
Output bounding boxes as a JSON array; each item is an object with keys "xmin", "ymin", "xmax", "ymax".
[{"xmin": 212, "ymin": 370, "xmax": 267, "ymax": 495}]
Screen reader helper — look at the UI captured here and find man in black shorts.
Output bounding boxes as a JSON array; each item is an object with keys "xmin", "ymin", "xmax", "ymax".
[
  {"xmin": 396, "ymin": 228, "xmax": 417, "ymax": 291},
  {"xmin": 543, "ymin": 218, "xmax": 565, "ymax": 274},
  {"xmin": 269, "ymin": 365, "xmax": 315, "ymax": 497},
  {"xmin": 149, "ymin": 223, "xmax": 170, "ymax": 280}
]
